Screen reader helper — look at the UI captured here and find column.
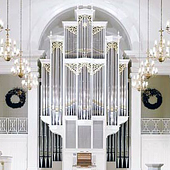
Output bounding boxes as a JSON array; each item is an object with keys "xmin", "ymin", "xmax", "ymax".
[
  {"xmin": 125, "ymin": 51, "xmax": 142, "ymax": 170},
  {"xmin": 27, "ymin": 86, "xmax": 38, "ymax": 170},
  {"xmin": 130, "ymin": 83, "xmax": 141, "ymax": 170},
  {"xmin": 27, "ymin": 51, "xmax": 44, "ymax": 170}
]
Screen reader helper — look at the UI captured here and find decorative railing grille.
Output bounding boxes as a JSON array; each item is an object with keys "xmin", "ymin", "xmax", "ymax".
[
  {"xmin": 0, "ymin": 117, "xmax": 28, "ymax": 134},
  {"xmin": 141, "ymin": 118, "xmax": 170, "ymax": 134}
]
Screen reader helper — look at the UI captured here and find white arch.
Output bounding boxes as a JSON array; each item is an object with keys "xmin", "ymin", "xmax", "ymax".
[{"xmin": 30, "ymin": 0, "xmax": 142, "ymax": 51}]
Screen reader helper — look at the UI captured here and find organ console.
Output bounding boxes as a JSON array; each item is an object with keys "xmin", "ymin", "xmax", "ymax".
[
  {"xmin": 77, "ymin": 153, "xmax": 92, "ymax": 167},
  {"xmin": 72, "ymin": 153, "xmax": 96, "ymax": 170}
]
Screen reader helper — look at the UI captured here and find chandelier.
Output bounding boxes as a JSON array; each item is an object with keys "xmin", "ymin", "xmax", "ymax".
[
  {"xmin": 141, "ymin": 0, "xmax": 158, "ymax": 80},
  {"xmin": 0, "ymin": 0, "xmax": 19, "ymax": 61},
  {"xmin": 132, "ymin": 70, "xmax": 148, "ymax": 91},
  {"xmin": 151, "ymin": 0, "xmax": 170, "ymax": 62},
  {"xmin": 0, "ymin": 19, "xmax": 4, "ymax": 32},
  {"xmin": 11, "ymin": 54, "xmax": 30, "ymax": 78},
  {"xmin": 140, "ymin": 58, "xmax": 158, "ymax": 79},
  {"xmin": 11, "ymin": 0, "xmax": 30, "ymax": 78},
  {"xmin": 22, "ymin": 72, "xmax": 38, "ymax": 90},
  {"xmin": 21, "ymin": 0, "xmax": 38, "ymax": 90},
  {"xmin": 132, "ymin": 0, "xmax": 148, "ymax": 91}
]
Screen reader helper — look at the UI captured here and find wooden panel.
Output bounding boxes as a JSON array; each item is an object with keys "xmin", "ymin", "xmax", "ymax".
[{"xmin": 77, "ymin": 153, "xmax": 92, "ymax": 167}]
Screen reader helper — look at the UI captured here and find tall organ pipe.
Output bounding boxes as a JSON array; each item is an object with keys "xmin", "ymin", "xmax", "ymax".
[{"xmin": 106, "ymin": 43, "xmax": 118, "ymax": 125}]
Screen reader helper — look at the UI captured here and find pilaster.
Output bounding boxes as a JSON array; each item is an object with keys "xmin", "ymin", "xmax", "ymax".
[
  {"xmin": 125, "ymin": 50, "xmax": 142, "ymax": 170},
  {"xmin": 27, "ymin": 50, "xmax": 44, "ymax": 170}
]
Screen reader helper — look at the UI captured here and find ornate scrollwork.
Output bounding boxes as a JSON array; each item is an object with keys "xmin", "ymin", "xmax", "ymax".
[
  {"xmin": 52, "ymin": 41, "xmax": 63, "ymax": 52},
  {"xmin": 43, "ymin": 63, "xmax": 50, "ymax": 73},
  {"xmin": 119, "ymin": 64, "xmax": 127, "ymax": 73},
  {"xmin": 86, "ymin": 63, "xmax": 104, "ymax": 75},
  {"xmin": 93, "ymin": 26, "xmax": 104, "ymax": 35},
  {"xmin": 107, "ymin": 42, "xmax": 118, "ymax": 52},
  {"xmin": 66, "ymin": 26, "xmax": 77, "ymax": 35},
  {"xmin": 65, "ymin": 63, "xmax": 104, "ymax": 75},
  {"xmin": 65, "ymin": 63, "xmax": 80, "ymax": 75},
  {"xmin": 78, "ymin": 15, "xmax": 92, "ymax": 25}
]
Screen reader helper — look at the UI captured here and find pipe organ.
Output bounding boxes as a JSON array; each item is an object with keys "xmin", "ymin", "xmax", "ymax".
[{"xmin": 39, "ymin": 6, "xmax": 129, "ymax": 170}]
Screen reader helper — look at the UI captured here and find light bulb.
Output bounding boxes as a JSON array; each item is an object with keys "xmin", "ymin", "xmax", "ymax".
[{"xmin": 168, "ymin": 41, "xmax": 170, "ymax": 46}]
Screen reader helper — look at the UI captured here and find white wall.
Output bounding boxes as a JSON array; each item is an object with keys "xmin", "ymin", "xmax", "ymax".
[
  {"xmin": 0, "ymin": 135, "xmax": 27, "ymax": 170},
  {"xmin": 0, "ymin": 75, "xmax": 28, "ymax": 117},
  {"xmin": 0, "ymin": 0, "xmax": 170, "ymax": 52},
  {"xmin": 142, "ymin": 135, "xmax": 170, "ymax": 170}
]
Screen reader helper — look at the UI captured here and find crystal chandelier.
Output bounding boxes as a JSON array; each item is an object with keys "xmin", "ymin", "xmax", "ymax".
[
  {"xmin": 132, "ymin": 70, "xmax": 148, "ymax": 91},
  {"xmin": 11, "ymin": 0, "xmax": 30, "ymax": 78},
  {"xmin": 141, "ymin": 0, "xmax": 158, "ymax": 80},
  {"xmin": 11, "ymin": 54, "xmax": 30, "ymax": 78},
  {"xmin": 21, "ymin": 0, "xmax": 38, "ymax": 90},
  {"xmin": 140, "ymin": 58, "xmax": 158, "ymax": 79},
  {"xmin": 0, "ymin": 0, "xmax": 19, "ymax": 61},
  {"xmin": 0, "ymin": 19, "xmax": 4, "ymax": 32},
  {"xmin": 22, "ymin": 72, "xmax": 38, "ymax": 90},
  {"xmin": 151, "ymin": 0, "xmax": 170, "ymax": 62},
  {"xmin": 132, "ymin": 0, "xmax": 148, "ymax": 91}
]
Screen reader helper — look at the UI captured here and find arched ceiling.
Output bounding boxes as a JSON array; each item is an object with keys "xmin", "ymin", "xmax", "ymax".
[
  {"xmin": 0, "ymin": 0, "xmax": 169, "ymax": 56},
  {"xmin": 39, "ymin": 6, "xmax": 132, "ymax": 58}
]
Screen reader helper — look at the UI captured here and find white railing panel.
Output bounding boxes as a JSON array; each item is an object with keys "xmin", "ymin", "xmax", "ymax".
[
  {"xmin": 141, "ymin": 118, "xmax": 170, "ymax": 134},
  {"xmin": 0, "ymin": 117, "xmax": 28, "ymax": 134}
]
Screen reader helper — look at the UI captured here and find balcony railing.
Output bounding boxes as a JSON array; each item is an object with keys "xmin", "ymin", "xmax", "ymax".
[
  {"xmin": 141, "ymin": 118, "xmax": 170, "ymax": 134},
  {"xmin": 0, "ymin": 117, "xmax": 28, "ymax": 134}
]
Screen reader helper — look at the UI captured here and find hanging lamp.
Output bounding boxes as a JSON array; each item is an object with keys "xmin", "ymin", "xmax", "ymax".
[
  {"xmin": 151, "ymin": 0, "xmax": 170, "ymax": 62},
  {"xmin": 11, "ymin": 0, "xmax": 30, "ymax": 78},
  {"xmin": 22, "ymin": 0, "xmax": 38, "ymax": 90},
  {"xmin": 141, "ymin": 0, "xmax": 158, "ymax": 79},
  {"xmin": 0, "ymin": 0, "xmax": 19, "ymax": 61},
  {"xmin": 132, "ymin": 0, "xmax": 148, "ymax": 91}
]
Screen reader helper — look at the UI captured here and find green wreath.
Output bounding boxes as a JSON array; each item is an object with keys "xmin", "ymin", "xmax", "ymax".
[
  {"xmin": 142, "ymin": 88, "xmax": 162, "ymax": 110},
  {"xmin": 5, "ymin": 88, "xmax": 26, "ymax": 109}
]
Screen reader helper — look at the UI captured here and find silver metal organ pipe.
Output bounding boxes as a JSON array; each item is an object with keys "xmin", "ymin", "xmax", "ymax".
[
  {"xmin": 68, "ymin": 67, "xmax": 70, "ymax": 116},
  {"xmin": 41, "ymin": 66, "xmax": 45, "ymax": 116},
  {"xmin": 114, "ymin": 48, "xmax": 116, "ymax": 124},
  {"xmin": 54, "ymin": 49, "xmax": 57, "ymax": 124},
  {"xmin": 65, "ymin": 67, "xmax": 67, "ymax": 116},
  {"xmin": 106, "ymin": 42, "xmax": 118, "ymax": 125},
  {"xmin": 57, "ymin": 49, "xmax": 59, "ymax": 124},
  {"xmin": 52, "ymin": 51, "xmax": 54, "ymax": 124},
  {"xmin": 115, "ymin": 48, "xmax": 118, "ymax": 125},
  {"xmin": 124, "ymin": 67, "xmax": 128, "ymax": 116},
  {"xmin": 119, "ymin": 66, "xmax": 128, "ymax": 117}
]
